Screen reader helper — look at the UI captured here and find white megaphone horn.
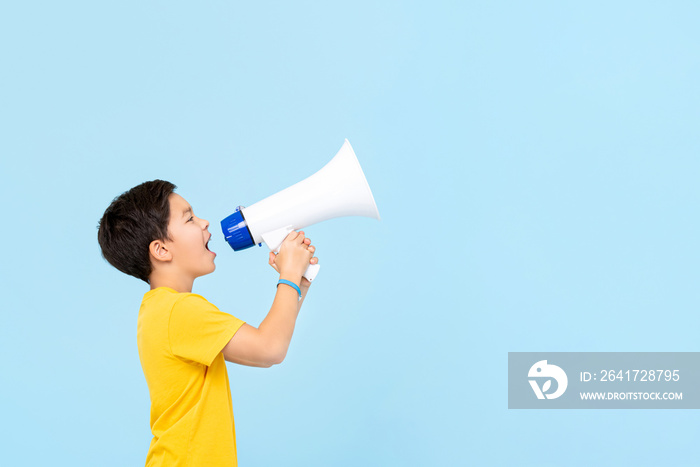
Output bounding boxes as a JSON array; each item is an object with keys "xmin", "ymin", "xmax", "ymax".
[{"xmin": 220, "ymin": 139, "xmax": 380, "ymax": 282}]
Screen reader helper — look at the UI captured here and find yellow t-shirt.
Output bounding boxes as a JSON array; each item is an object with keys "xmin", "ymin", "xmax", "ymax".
[{"xmin": 137, "ymin": 287, "xmax": 246, "ymax": 467}]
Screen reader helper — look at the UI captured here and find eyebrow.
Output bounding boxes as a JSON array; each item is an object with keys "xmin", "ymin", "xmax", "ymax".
[{"xmin": 182, "ymin": 206, "xmax": 192, "ymax": 218}]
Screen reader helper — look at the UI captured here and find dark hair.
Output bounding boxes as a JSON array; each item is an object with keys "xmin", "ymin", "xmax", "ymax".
[{"xmin": 97, "ymin": 180, "xmax": 177, "ymax": 283}]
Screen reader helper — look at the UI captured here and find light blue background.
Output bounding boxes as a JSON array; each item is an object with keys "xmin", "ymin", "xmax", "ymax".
[{"xmin": 1, "ymin": 2, "xmax": 698, "ymax": 466}]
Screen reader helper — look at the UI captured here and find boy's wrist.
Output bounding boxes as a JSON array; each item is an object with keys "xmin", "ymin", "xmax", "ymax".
[
  {"xmin": 278, "ymin": 273, "xmax": 302, "ymax": 286},
  {"xmin": 277, "ymin": 279, "xmax": 302, "ymax": 300}
]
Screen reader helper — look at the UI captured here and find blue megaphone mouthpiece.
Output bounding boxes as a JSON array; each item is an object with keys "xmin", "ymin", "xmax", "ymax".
[{"xmin": 220, "ymin": 206, "xmax": 258, "ymax": 251}]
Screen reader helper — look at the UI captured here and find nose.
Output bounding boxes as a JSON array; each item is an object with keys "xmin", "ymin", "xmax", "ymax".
[{"xmin": 200, "ymin": 217, "xmax": 209, "ymax": 229}]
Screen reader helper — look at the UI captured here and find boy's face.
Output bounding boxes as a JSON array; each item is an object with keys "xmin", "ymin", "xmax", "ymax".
[{"xmin": 158, "ymin": 193, "xmax": 216, "ymax": 279}]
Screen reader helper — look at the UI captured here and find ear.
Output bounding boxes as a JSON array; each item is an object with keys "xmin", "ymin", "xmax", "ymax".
[{"xmin": 149, "ymin": 238, "xmax": 173, "ymax": 264}]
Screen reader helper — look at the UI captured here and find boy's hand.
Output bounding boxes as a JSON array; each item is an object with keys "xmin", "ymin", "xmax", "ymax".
[{"xmin": 268, "ymin": 231, "xmax": 318, "ymax": 286}]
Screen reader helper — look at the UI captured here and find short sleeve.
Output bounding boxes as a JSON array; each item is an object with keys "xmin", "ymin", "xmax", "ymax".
[{"xmin": 169, "ymin": 294, "xmax": 245, "ymax": 366}]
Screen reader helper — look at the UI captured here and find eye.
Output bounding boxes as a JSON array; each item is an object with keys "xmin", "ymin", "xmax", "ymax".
[{"xmin": 188, "ymin": 216, "xmax": 194, "ymax": 222}]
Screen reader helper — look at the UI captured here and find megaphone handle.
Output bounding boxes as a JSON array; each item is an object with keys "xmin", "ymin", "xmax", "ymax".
[
  {"xmin": 303, "ymin": 263, "xmax": 320, "ymax": 282},
  {"xmin": 271, "ymin": 250, "xmax": 320, "ymax": 282},
  {"xmin": 262, "ymin": 227, "xmax": 321, "ymax": 282},
  {"xmin": 271, "ymin": 251, "xmax": 320, "ymax": 282}
]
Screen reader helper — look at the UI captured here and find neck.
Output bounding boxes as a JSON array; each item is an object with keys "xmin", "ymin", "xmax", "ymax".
[{"xmin": 149, "ymin": 269, "xmax": 194, "ymax": 293}]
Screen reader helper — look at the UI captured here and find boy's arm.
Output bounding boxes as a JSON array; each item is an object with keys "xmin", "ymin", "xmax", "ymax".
[
  {"xmin": 222, "ymin": 231, "xmax": 315, "ymax": 368},
  {"xmin": 222, "ymin": 346, "xmax": 276, "ymax": 368},
  {"xmin": 221, "ymin": 276, "xmax": 307, "ymax": 367}
]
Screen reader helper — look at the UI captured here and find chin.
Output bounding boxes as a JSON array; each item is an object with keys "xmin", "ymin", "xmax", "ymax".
[{"xmin": 196, "ymin": 264, "xmax": 216, "ymax": 278}]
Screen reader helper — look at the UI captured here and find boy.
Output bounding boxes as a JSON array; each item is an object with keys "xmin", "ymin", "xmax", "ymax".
[{"xmin": 97, "ymin": 180, "xmax": 317, "ymax": 466}]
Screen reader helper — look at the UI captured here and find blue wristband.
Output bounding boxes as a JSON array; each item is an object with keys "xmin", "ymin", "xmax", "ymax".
[{"xmin": 277, "ymin": 279, "xmax": 302, "ymax": 301}]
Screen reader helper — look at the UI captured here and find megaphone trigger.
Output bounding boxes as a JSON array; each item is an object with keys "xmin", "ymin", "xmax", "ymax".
[{"xmin": 261, "ymin": 226, "xmax": 294, "ymax": 255}]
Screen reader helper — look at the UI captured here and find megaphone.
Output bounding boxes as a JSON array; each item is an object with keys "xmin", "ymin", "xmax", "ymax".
[{"xmin": 220, "ymin": 139, "xmax": 380, "ymax": 282}]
